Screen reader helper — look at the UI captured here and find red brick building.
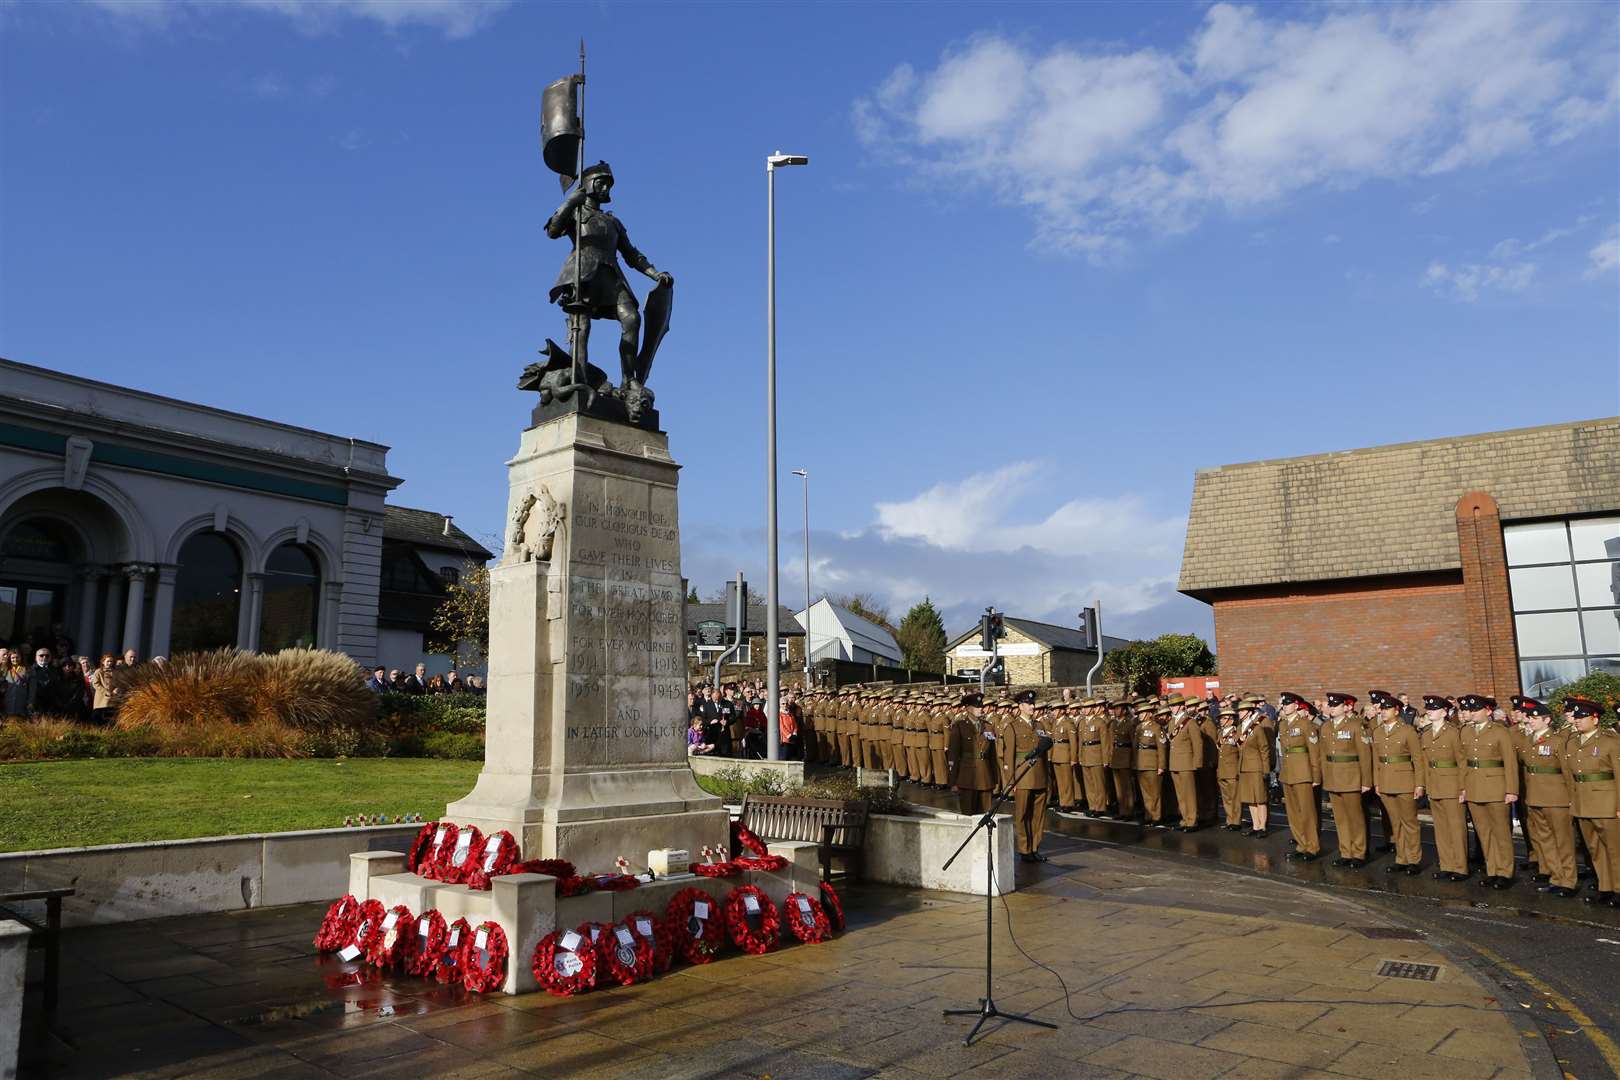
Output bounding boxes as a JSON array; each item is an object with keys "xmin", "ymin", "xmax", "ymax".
[{"xmin": 1178, "ymin": 419, "xmax": 1620, "ymax": 703}]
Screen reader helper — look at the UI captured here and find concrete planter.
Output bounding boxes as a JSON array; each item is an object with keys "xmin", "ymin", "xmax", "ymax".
[
  {"xmin": 687, "ymin": 755, "xmax": 805, "ymax": 788},
  {"xmin": 864, "ymin": 806, "xmax": 1014, "ymax": 896}
]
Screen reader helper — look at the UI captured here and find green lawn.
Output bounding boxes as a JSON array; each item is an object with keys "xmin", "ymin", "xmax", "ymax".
[{"xmin": 0, "ymin": 758, "xmax": 482, "ymax": 852}]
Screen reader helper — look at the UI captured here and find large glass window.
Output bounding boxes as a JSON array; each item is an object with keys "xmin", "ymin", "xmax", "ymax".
[
  {"xmin": 171, "ymin": 533, "xmax": 243, "ymax": 653},
  {"xmin": 1505, "ymin": 515, "xmax": 1620, "ymax": 695},
  {"xmin": 260, "ymin": 543, "xmax": 320, "ymax": 651}
]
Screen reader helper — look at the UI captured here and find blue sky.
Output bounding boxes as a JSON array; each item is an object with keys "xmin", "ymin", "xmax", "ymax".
[{"xmin": 3, "ymin": 0, "xmax": 1616, "ymax": 644}]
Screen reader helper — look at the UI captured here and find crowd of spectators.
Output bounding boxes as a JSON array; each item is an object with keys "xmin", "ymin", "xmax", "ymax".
[
  {"xmin": 1, "ymin": 639, "xmax": 164, "ymax": 723},
  {"xmin": 367, "ymin": 661, "xmax": 485, "ymax": 696},
  {"xmin": 686, "ymin": 679, "xmax": 804, "ymax": 760}
]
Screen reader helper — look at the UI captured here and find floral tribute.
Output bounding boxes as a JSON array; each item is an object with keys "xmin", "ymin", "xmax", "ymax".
[
  {"xmin": 666, "ymin": 887, "xmax": 726, "ymax": 964},
  {"xmin": 623, "ymin": 909, "xmax": 675, "ymax": 974},
  {"xmin": 405, "ymin": 822, "xmax": 440, "ymax": 874},
  {"xmin": 691, "ymin": 845, "xmax": 739, "ymax": 878},
  {"xmin": 818, "ymin": 881, "xmax": 845, "ymax": 932},
  {"xmin": 313, "ymin": 895, "xmax": 360, "ymax": 953},
  {"xmin": 338, "ymin": 899, "xmax": 387, "ymax": 962},
  {"xmin": 514, "ymin": 858, "xmax": 576, "ymax": 878},
  {"xmin": 463, "ymin": 830, "xmax": 520, "ymax": 891},
  {"xmin": 732, "ymin": 823, "xmax": 788, "ymax": 872},
  {"xmin": 420, "ymin": 822, "xmax": 460, "ymax": 881},
  {"xmin": 782, "ymin": 892, "xmax": 832, "ymax": 943},
  {"xmin": 441, "ymin": 825, "xmax": 487, "ymax": 885},
  {"xmin": 723, "ymin": 885, "xmax": 780, "ymax": 955},
  {"xmin": 438, "ymin": 918, "xmax": 472, "ymax": 983},
  {"xmin": 586, "ymin": 872, "xmax": 641, "ymax": 892},
  {"xmin": 459, "ymin": 920, "xmax": 509, "ymax": 993},
  {"xmin": 532, "ymin": 924, "xmax": 599, "ymax": 996},
  {"xmin": 366, "ymin": 904, "xmax": 417, "ymax": 968},
  {"xmin": 408, "ymin": 910, "xmax": 449, "ymax": 977},
  {"xmin": 593, "ymin": 920, "xmax": 655, "ymax": 986}
]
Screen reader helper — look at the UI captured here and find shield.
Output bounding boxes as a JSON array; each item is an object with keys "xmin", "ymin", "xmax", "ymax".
[
  {"xmin": 540, "ymin": 75, "xmax": 582, "ymax": 190},
  {"xmin": 635, "ymin": 278, "xmax": 674, "ymax": 382}
]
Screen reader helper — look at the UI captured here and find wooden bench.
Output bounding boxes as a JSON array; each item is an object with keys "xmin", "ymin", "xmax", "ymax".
[
  {"xmin": 0, "ymin": 886, "xmax": 74, "ymax": 1016},
  {"xmin": 738, "ymin": 794, "xmax": 868, "ymax": 881}
]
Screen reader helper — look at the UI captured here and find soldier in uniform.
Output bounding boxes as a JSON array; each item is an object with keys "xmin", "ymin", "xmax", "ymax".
[
  {"xmin": 997, "ymin": 690, "xmax": 1051, "ymax": 861},
  {"xmin": 1369, "ymin": 689, "xmax": 1425, "ymax": 874},
  {"xmin": 1277, "ymin": 693, "xmax": 1324, "ymax": 859},
  {"xmin": 1196, "ymin": 695, "xmax": 1221, "ymax": 826},
  {"xmin": 1107, "ymin": 700, "xmax": 1137, "ymax": 820},
  {"xmin": 946, "ymin": 694, "xmax": 997, "ymax": 815},
  {"xmin": 1322, "ymin": 692, "xmax": 1373, "ymax": 868},
  {"xmin": 1419, "ymin": 695, "xmax": 1469, "ymax": 881},
  {"xmin": 1361, "ymin": 697, "xmax": 1397, "ymax": 855},
  {"xmin": 839, "ymin": 690, "xmax": 857, "ymax": 768},
  {"xmin": 1133, "ymin": 702, "xmax": 1169, "ymax": 826},
  {"xmin": 1077, "ymin": 699, "xmax": 1111, "ymax": 816},
  {"xmin": 1048, "ymin": 701, "xmax": 1081, "ymax": 811},
  {"xmin": 1216, "ymin": 698, "xmax": 1246, "ymax": 830},
  {"xmin": 1236, "ymin": 696, "xmax": 1275, "ymax": 836},
  {"xmin": 1517, "ymin": 696, "xmax": 1577, "ymax": 897},
  {"xmin": 1167, "ymin": 695, "xmax": 1205, "ymax": 831},
  {"xmin": 1459, "ymin": 693, "xmax": 1519, "ymax": 888},
  {"xmin": 1564, "ymin": 697, "xmax": 1619, "ymax": 907},
  {"xmin": 928, "ymin": 698, "xmax": 950, "ymax": 790}
]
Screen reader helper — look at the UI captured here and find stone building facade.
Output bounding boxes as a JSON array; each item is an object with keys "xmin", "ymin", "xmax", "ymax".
[
  {"xmin": 944, "ymin": 617, "xmax": 1125, "ymax": 685},
  {"xmin": 1178, "ymin": 418, "xmax": 1620, "ymax": 702}
]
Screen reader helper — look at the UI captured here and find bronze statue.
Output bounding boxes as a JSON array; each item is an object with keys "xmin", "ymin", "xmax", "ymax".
[{"xmin": 520, "ymin": 56, "xmax": 674, "ymax": 427}]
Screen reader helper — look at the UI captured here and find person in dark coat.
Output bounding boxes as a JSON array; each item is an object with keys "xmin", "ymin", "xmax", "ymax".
[{"xmin": 25, "ymin": 647, "xmax": 66, "ymax": 718}]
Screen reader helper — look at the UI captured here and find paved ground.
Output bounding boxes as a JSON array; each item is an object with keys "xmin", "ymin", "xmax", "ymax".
[{"xmin": 18, "ymin": 840, "xmax": 1563, "ymax": 1080}]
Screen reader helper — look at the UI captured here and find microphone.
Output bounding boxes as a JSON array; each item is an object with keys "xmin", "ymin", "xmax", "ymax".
[{"xmin": 1024, "ymin": 734, "xmax": 1053, "ymax": 762}]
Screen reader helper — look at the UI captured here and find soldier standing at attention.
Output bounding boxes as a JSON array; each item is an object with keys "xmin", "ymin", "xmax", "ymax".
[
  {"xmin": 1564, "ymin": 697, "xmax": 1619, "ymax": 907},
  {"xmin": 928, "ymin": 699, "xmax": 950, "ymax": 791},
  {"xmin": 1517, "ymin": 697, "xmax": 1577, "ymax": 897},
  {"xmin": 1322, "ymin": 692, "xmax": 1373, "ymax": 868},
  {"xmin": 1048, "ymin": 702, "xmax": 1081, "ymax": 811},
  {"xmin": 1107, "ymin": 700, "xmax": 1138, "ymax": 820},
  {"xmin": 1168, "ymin": 695, "xmax": 1205, "ymax": 831},
  {"xmin": 1508, "ymin": 697, "xmax": 1537, "ymax": 879},
  {"xmin": 997, "ymin": 690, "xmax": 1052, "ymax": 862},
  {"xmin": 1419, "ymin": 696, "xmax": 1469, "ymax": 881},
  {"xmin": 1216, "ymin": 698, "xmax": 1245, "ymax": 831},
  {"xmin": 1197, "ymin": 696, "xmax": 1221, "ymax": 826},
  {"xmin": 1078, "ymin": 699, "xmax": 1111, "ymax": 816},
  {"xmin": 1370, "ymin": 689, "xmax": 1426, "ymax": 874},
  {"xmin": 1361, "ymin": 697, "xmax": 1396, "ymax": 855},
  {"xmin": 1278, "ymin": 693, "xmax": 1324, "ymax": 859},
  {"xmin": 946, "ymin": 694, "xmax": 997, "ymax": 815},
  {"xmin": 1237, "ymin": 696, "xmax": 1275, "ymax": 837},
  {"xmin": 1459, "ymin": 693, "xmax": 1519, "ymax": 888},
  {"xmin": 1133, "ymin": 702, "xmax": 1169, "ymax": 827}
]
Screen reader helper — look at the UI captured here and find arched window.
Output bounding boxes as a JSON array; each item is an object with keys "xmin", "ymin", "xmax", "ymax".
[
  {"xmin": 260, "ymin": 543, "xmax": 320, "ymax": 650},
  {"xmin": 171, "ymin": 533, "xmax": 242, "ymax": 654}
]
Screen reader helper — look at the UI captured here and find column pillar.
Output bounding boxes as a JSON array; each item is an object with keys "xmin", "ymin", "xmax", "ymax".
[
  {"xmin": 121, "ymin": 564, "xmax": 153, "ymax": 657},
  {"xmin": 1456, "ymin": 491, "xmax": 1520, "ymax": 701},
  {"xmin": 242, "ymin": 573, "xmax": 266, "ymax": 652},
  {"xmin": 102, "ymin": 570, "xmax": 126, "ymax": 657},
  {"xmin": 320, "ymin": 581, "xmax": 343, "ymax": 650},
  {"xmin": 75, "ymin": 566, "xmax": 104, "ymax": 658},
  {"xmin": 148, "ymin": 564, "xmax": 179, "ymax": 659}
]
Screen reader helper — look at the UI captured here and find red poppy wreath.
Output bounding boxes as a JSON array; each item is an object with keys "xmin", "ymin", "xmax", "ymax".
[
  {"xmin": 437, "ymin": 918, "xmax": 473, "ymax": 983},
  {"xmin": 366, "ymin": 904, "xmax": 417, "ymax": 968},
  {"xmin": 624, "ymin": 909, "xmax": 675, "ymax": 973},
  {"xmin": 420, "ymin": 822, "xmax": 459, "ymax": 881},
  {"xmin": 532, "ymin": 925, "xmax": 599, "ymax": 996},
  {"xmin": 818, "ymin": 881, "xmax": 845, "ymax": 932},
  {"xmin": 666, "ymin": 887, "xmax": 726, "ymax": 964},
  {"xmin": 724, "ymin": 885, "xmax": 780, "ymax": 955},
  {"xmin": 337, "ymin": 899, "xmax": 388, "ymax": 962},
  {"xmin": 463, "ymin": 829, "xmax": 520, "ymax": 891},
  {"xmin": 459, "ymin": 920, "xmax": 509, "ymax": 993},
  {"xmin": 595, "ymin": 920, "xmax": 656, "ymax": 986},
  {"xmin": 314, "ymin": 894, "xmax": 360, "ymax": 953},
  {"xmin": 406, "ymin": 821, "xmax": 439, "ymax": 874},
  {"xmin": 408, "ymin": 909, "xmax": 449, "ymax": 978},
  {"xmin": 732, "ymin": 824, "xmax": 788, "ymax": 871},
  {"xmin": 782, "ymin": 891, "xmax": 831, "ymax": 944},
  {"xmin": 440, "ymin": 825, "xmax": 487, "ymax": 885}
]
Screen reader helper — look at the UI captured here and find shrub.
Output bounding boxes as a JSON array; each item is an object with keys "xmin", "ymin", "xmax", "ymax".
[
  {"xmin": 418, "ymin": 731, "xmax": 484, "ymax": 760},
  {"xmin": 1550, "ymin": 671, "xmax": 1620, "ymax": 727},
  {"xmin": 693, "ymin": 763, "xmax": 789, "ymax": 801}
]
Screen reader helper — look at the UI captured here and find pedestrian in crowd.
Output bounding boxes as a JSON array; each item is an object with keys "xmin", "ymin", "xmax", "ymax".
[
  {"xmin": 686, "ymin": 714, "xmax": 713, "ymax": 756},
  {"xmin": 444, "ymin": 670, "xmax": 463, "ymax": 692},
  {"xmin": 742, "ymin": 695, "xmax": 768, "ymax": 759},
  {"xmin": 122, "ymin": 648, "xmax": 138, "ymax": 668},
  {"xmin": 465, "ymin": 675, "xmax": 485, "ymax": 694},
  {"xmin": 779, "ymin": 690, "xmax": 801, "ymax": 760},
  {"xmin": 405, "ymin": 663, "xmax": 429, "ymax": 694},
  {"xmin": 25, "ymin": 646, "xmax": 65, "ymax": 718},
  {"xmin": 58, "ymin": 657, "xmax": 89, "ymax": 721},
  {"xmin": 88, "ymin": 653, "xmax": 120, "ymax": 724},
  {"xmin": 367, "ymin": 666, "xmax": 390, "ymax": 693}
]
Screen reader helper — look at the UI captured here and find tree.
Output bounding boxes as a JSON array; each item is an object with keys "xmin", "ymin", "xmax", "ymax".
[
  {"xmin": 831, "ymin": 592, "xmax": 894, "ymax": 632},
  {"xmin": 895, "ymin": 597, "xmax": 947, "ymax": 672},
  {"xmin": 1102, "ymin": 633, "xmax": 1217, "ymax": 695},
  {"xmin": 429, "ymin": 561, "xmax": 490, "ymax": 669},
  {"xmin": 686, "ymin": 585, "xmax": 700, "ymax": 604}
]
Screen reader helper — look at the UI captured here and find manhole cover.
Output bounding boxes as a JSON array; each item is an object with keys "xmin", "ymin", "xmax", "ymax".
[
  {"xmin": 1357, "ymin": 927, "xmax": 1425, "ymax": 939},
  {"xmin": 1376, "ymin": 960, "xmax": 1441, "ymax": 981}
]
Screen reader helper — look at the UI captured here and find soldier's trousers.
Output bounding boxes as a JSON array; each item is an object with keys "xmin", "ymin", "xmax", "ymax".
[
  {"xmin": 1136, "ymin": 771, "xmax": 1163, "ymax": 823},
  {"xmin": 1220, "ymin": 776, "xmax": 1242, "ymax": 826},
  {"xmin": 1576, "ymin": 817, "xmax": 1620, "ymax": 893},
  {"xmin": 1013, "ymin": 788, "xmax": 1048, "ymax": 853},
  {"xmin": 1171, "ymin": 771, "xmax": 1199, "ymax": 827},
  {"xmin": 1111, "ymin": 768, "xmax": 1137, "ymax": 817},
  {"xmin": 1379, "ymin": 792, "xmax": 1421, "ymax": 865},
  {"xmin": 1328, "ymin": 791, "xmax": 1367, "ymax": 859},
  {"xmin": 1430, "ymin": 797, "xmax": 1468, "ymax": 875},
  {"xmin": 932, "ymin": 748, "xmax": 947, "ymax": 786},
  {"xmin": 1369, "ymin": 792, "xmax": 1395, "ymax": 849},
  {"xmin": 1283, "ymin": 782, "xmax": 1319, "ymax": 854},
  {"xmin": 956, "ymin": 788, "xmax": 991, "ymax": 816},
  {"xmin": 1053, "ymin": 762, "xmax": 1078, "ymax": 808},
  {"xmin": 1527, "ymin": 806, "xmax": 1575, "ymax": 888},
  {"xmin": 837, "ymin": 733, "xmax": 850, "ymax": 766},
  {"xmin": 1197, "ymin": 768, "xmax": 1218, "ymax": 822},
  {"xmin": 1081, "ymin": 765, "xmax": 1110, "ymax": 812},
  {"xmin": 1468, "ymin": 801, "xmax": 1513, "ymax": 879},
  {"xmin": 864, "ymin": 739, "xmax": 883, "ymax": 771}
]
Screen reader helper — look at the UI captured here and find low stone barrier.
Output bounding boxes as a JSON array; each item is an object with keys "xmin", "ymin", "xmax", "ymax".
[
  {"xmin": 1, "ymin": 919, "xmax": 25, "ymax": 1080},
  {"xmin": 863, "ymin": 807, "xmax": 1014, "ymax": 895},
  {"xmin": 687, "ymin": 755, "xmax": 806, "ymax": 786}
]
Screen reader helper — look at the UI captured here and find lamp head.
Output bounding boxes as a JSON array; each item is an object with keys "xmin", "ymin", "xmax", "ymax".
[{"xmin": 768, "ymin": 151, "xmax": 809, "ymax": 168}]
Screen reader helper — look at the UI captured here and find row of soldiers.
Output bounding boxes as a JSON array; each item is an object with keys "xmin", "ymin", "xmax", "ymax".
[{"xmin": 794, "ymin": 686, "xmax": 1619, "ymax": 900}]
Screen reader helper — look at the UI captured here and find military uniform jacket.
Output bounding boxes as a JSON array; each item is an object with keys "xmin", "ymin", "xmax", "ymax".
[
  {"xmin": 927, "ymin": 709, "xmax": 949, "ymax": 751},
  {"xmin": 1079, "ymin": 713, "xmax": 1110, "ymax": 766},
  {"xmin": 1047, "ymin": 714, "xmax": 1078, "ymax": 765},
  {"xmin": 1320, "ymin": 715, "xmax": 1371, "ymax": 792},
  {"xmin": 1372, "ymin": 721, "xmax": 1426, "ymax": 794},
  {"xmin": 1108, "ymin": 716, "xmax": 1136, "ymax": 769},
  {"xmin": 1198, "ymin": 715, "xmax": 1220, "ymax": 769},
  {"xmin": 1460, "ymin": 722, "xmax": 1519, "ymax": 802},
  {"xmin": 1518, "ymin": 729, "xmax": 1571, "ymax": 808},
  {"xmin": 946, "ymin": 716, "xmax": 997, "ymax": 791},
  {"xmin": 1277, "ymin": 715, "xmax": 1321, "ymax": 785},
  {"xmin": 1238, "ymin": 717, "xmax": 1274, "ymax": 776},
  {"xmin": 1168, "ymin": 716, "xmax": 1204, "ymax": 770},
  {"xmin": 1133, "ymin": 717, "xmax": 1169, "ymax": 771},
  {"xmin": 998, "ymin": 715, "xmax": 1051, "ymax": 790},
  {"xmin": 1420, "ymin": 725, "xmax": 1464, "ymax": 798},
  {"xmin": 1567, "ymin": 731, "xmax": 1619, "ymax": 819},
  {"xmin": 1217, "ymin": 722, "xmax": 1243, "ymax": 780}
]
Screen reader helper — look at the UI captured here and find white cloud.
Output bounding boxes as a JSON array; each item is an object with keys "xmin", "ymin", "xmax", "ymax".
[
  {"xmin": 856, "ymin": 2, "xmax": 1617, "ymax": 253},
  {"xmin": 1421, "ymin": 259, "xmax": 1536, "ymax": 302},
  {"xmin": 1587, "ymin": 226, "xmax": 1619, "ymax": 277},
  {"xmin": 86, "ymin": 0, "xmax": 509, "ymax": 38}
]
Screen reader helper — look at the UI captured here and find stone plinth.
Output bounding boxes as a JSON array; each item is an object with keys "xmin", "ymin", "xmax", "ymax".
[{"xmin": 447, "ymin": 413, "xmax": 727, "ymax": 873}]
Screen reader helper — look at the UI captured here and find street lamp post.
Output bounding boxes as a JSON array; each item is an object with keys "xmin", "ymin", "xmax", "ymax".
[
  {"xmin": 792, "ymin": 468, "xmax": 811, "ymax": 689},
  {"xmin": 766, "ymin": 149, "xmax": 808, "ymax": 761}
]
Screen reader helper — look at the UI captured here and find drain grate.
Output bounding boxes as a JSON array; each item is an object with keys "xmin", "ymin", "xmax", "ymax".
[
  {"xmin": 1376, "ymin": 960, "xmax": 1441, "ymax": 981},
  {"xmin": 1357, "ymin": 926, "xmax": 1425, "ymax": 940}
]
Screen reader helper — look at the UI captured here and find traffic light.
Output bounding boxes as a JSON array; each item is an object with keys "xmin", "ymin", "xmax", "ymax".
[
  {"xmin": 726, "ymin": 579, "xmax": 749, "ymax": 632},
  {"xmin": 980, "ymin": 608, "xmax": 1005, "ymax": 651},
  {"xmin": 1076, "ymin": 606, "xmax": 1097, "ymax": 650}
]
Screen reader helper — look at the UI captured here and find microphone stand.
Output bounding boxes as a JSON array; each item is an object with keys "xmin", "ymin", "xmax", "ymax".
[{"xmin": 941, "ymin": 751, "xmax": 1058, "ymax": 1046}]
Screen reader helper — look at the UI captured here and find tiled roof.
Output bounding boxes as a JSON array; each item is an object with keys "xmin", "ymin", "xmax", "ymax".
[
  {"xmin": 685, "ymin": 602, "xmax": 802, "ymax": 634},
  {"xmin": 945, "ymin": 617, "xmax": 1130, "ymax": 653},
  {"xmin": 383, "ymin": 505, "xmax": 494, "ymax": 562},
  {"xmin": 1178, "ymin": 418, "xmax": 1620, "ymax": 595}
]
